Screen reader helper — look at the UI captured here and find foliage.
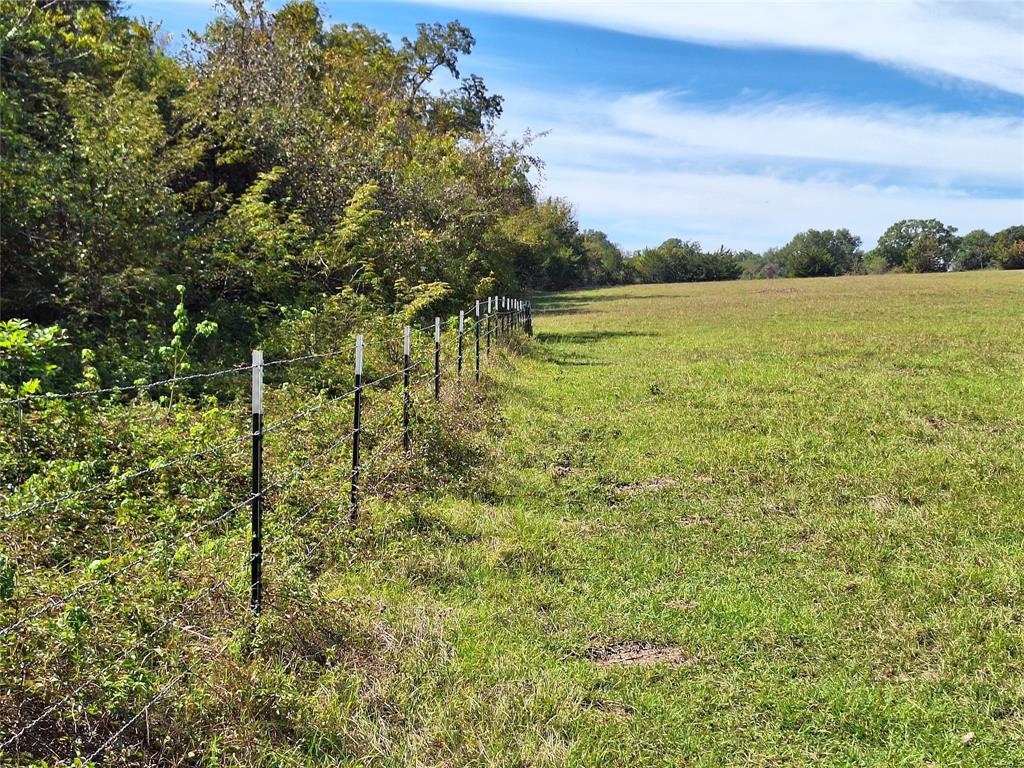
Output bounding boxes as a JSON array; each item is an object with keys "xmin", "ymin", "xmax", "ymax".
[
  {"xmin": 873, "ymin": 218, "xmax": 959, "ymax": 271},
  {"xmin": 631, "ymin": 239, "xmax": 742, "ymax": 283},
  {"xmin": 905, "ymin": 233, "xmax": 944, "ymax": 273},
  {"xmin": 779, "ymin": 228, "xmax": 862, "ymax": 277},
  {"xmin": 952, "ymin": 229, "xmax": 993, "ymax": 271},
  {"xmin": 0, "ymin": 0, "xmax": 578, "ymax": 388},
  {"xmin": 787, "ymin": 246, "xmax": 837, "ymax": 277},
  {"xmin": 582, "ymin": 230, "xmax": 628, "ymax": 285},
  {"xmin": 0, "ymin": 319, "xmax": 68, "ymax": 398},
  {"xmin": 990, "ymin": 225, "xmax": 1024, "ymax": 269},
  {"xmin": 157, "ymin": 285, "xmax": 219, "ymax": 404},
  {"xmin": 740, "ymin": 247, "xmax": 784, "ymax": 280}
]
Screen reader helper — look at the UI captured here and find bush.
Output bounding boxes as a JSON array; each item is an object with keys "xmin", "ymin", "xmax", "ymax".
[{"xmin": 788, "ymin": 247, "xmax": 838, "ymax": 277}]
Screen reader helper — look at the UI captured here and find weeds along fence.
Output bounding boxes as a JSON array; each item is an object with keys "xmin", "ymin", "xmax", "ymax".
[{"xmin": 0, "ymin": 297, "xmax": 532, "ymax": 762}]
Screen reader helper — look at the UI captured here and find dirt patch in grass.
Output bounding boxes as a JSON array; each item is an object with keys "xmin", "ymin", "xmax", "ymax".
[
  {"xmin": 613, "ymin": 477, "xmax": 677, "ymax": 495},
  {"xmin": 585, "ymin": 641, "xmax": 693, "ymax": 668},
  {"xmin": 582, "ymin": 699, "xmax": 636, "ymax": 718}
]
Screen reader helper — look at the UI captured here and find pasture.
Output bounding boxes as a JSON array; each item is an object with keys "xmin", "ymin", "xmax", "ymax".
[{"xmin": 361, "ymin": 271, "xmax": 1023, "ymax": 766}]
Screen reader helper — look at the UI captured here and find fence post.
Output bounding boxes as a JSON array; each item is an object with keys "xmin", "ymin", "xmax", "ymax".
[
  {"xmin": 457, "ymin": 310, "xmax": 465, "ymax": 377},
  {"xmin": 350, "ymin": 335, "xmax": 363, "ymax": 523},
  {"xmin": 475, "ymin": 301, "xmax": 481, "ymax": 382},
  {"xmin": 250, "ymin": 349, "xmax": 264, "ymax": 615},
  {"xmin": 403, "ymin": 325, "xmax": 411, "ymax": 453},
  {"xmin": 433, "ymin": 316, "xmax": 441, "ymax": 402},
  {"xmin": 486, "ymin": 296, "xmax": 492, "ymax": 358},
  {"xmin": 527, "ymin": 301, "xmax": 533, "ymax": 336}
]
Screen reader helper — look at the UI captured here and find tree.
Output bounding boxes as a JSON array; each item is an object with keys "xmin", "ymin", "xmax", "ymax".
[
  {"xmin": 630, "ymin": 239, "xmax": 741, "ymax": 283},
  {"xmin": 0, "ymin": 0, "xmax": 573, "ymax": 384},
  {"xmin": 990, "ymin": 226, "xmax": 1024, "ymax": 269},
  {"xmin": 485, "ymin": 199, "xmax": 587, "ymax": 291},
  {"xmin": 779, "ymin": 228, "xmax": 862, "ymax": 277},
  {"xmin": 788, "ymin": 247, "xmax": 838, "ymax": 277},
  {"xmin": 905, "ymin": 234, "xmax": 943, "ymax": 273},
  {"xmin": 581, "ymin": 230, "xmax": 625, "ymax": 285},
  {"xmin": 874, "ymin": 219, "xmax": 958, "ymax": 271},
  {"xmin": 952, "ymin": 229, "xmax": 993, "ymax": 271}
]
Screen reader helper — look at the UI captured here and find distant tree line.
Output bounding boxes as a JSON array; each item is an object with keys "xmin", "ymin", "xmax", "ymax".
[
  {"xmin": 563, "ymin": 218, "xmax": 1024, "ymax": 290},
  {"xmin": 739, "ymin": 221, "xmax": 1024, "ymax": 279}
]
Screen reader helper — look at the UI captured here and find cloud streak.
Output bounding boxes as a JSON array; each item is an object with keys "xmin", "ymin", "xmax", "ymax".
[
  {"xmin": 494, "ymin": 88, "xmax": 1023, "ymax": 250},
  {"xmin": 543, "ymin": 165, "xmax": 1024, "ymax": 252},
  {"xmin": 506, "ymin": 90, "xmax": 1024, "ymax": 184},
  {"xmin": 428, "ymin": 0, "xmax": 1024, "ymax": 95}
]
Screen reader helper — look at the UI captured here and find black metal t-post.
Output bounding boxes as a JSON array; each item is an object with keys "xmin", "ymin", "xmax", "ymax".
[
  {"xmin": 250, "ymin": 349, "xmax": 264, "ymax": 614},
  {"xmin": 486, "ymin": 296, "xmax": 492, "ymax": 358},
  {"xmin": 350, "ymin": 335, "xmax": 363, "ymax": 522},
  {"xmin": 403, "ymin": 325, "xmax": 411, "ymax": 452},
  {"xmin": 457, "ymin": 310, "xmax": 465, "ymax": 377},
  {"xmin": 475, "ymin": 301, "xmax": 481, "ymax": 382}
]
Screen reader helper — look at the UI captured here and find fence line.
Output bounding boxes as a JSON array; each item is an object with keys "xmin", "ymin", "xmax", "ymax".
[{"xmin": 0, "ymin": 296, "xmax": 533, "ymax": 760}]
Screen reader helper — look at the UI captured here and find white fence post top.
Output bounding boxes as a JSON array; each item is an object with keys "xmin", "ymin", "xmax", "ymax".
[
  {"xmin": 251, "ymin": 349, "xmax": 263, "ymax": 414},
  {"xmin": 403, "ymin": 325, "xmax": 411, "ymax": 355},
  {"xmin": 435, "ymin": 316, "xmax": 441, "ymax": 341},
  {"xmin": 354, "ymin": 334, "xmax": 364, "ymax": 375}
]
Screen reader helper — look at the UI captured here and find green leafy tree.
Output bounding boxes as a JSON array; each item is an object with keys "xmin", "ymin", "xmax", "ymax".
[
  {"xmin": 905, "ymin": 234, "xmax": 944, "ymax": 273},
  {"xmin": 788, "ymin": 247, "xmax": 838, "ymax": 277},
  {"xmin": 874, "ymin": 219, "xmax": 958, "ymax": 271},
  {"xmin": 582, "ymin": 230, "xmax": 625, "ymax": 285},
  {"xmin": 779, "ymin": 229, "xmax": 862, "ymax": 277},
  {"xmin": 952, "ymin": 229, "xmax": 993, "ymax": 271},
  {"xmin": 990, "ymin": 226, "xmax": 1024, "ymax": 269},
  {"xmin": 631, "ymin": 239, "xmax": 741, "ymax": 283}
]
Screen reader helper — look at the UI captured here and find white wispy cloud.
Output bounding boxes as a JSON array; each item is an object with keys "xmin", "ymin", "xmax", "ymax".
[
  {"xmin": 424, "ymin": 0, "xmax": 1024, "ymax": 95},
  {"xmin": 510, "ymin": 90, "xmax": 1023, "ymax": 185},
  {"xmin": 542, "ymin": 165, "xmax": 1024, "ymax": 252},
  {"xmin": 494, "ymin": 88, "xmax": 1024, "ymax": 250}
]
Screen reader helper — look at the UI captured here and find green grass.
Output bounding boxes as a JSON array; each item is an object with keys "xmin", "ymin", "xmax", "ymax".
[
  {"xmin": 343, "ymin": 271, "xmax": 1024, "ymax": 766},
  {"xmin": 5, "ymin": 271, "xmax": 1023, "ymax": 766}
]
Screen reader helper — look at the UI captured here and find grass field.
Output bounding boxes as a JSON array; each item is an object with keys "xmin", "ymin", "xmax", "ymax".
[
  {"xmin": 7, "ymin": 271, "xmax": 1023, "ymax": 766},
  {"xmin": 340, "ymin": 271, "xmax": 1024, "ymax": 767}
]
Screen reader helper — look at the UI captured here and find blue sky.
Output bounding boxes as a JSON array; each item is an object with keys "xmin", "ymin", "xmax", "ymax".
[{"xmin": 131, "ymin": 1, "xmax": 1024, "ymax": 252}]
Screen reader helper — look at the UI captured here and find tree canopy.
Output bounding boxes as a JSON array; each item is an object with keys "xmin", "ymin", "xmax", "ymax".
[{"xmin": 1, "ymin": 0, "xmax": 1021, "ymax": 391}]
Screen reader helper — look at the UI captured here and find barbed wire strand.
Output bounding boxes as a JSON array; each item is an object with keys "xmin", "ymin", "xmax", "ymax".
[
  {"xmin": 2, "ymin": 377, "xmax": 425, "ymax": 634},
  {"xmin": 83, "ymin": 670, "xmax": 188, "ymax": 762},
  {"xmin": 0, "ymin": 559, "xmax": 249, "ymax": 750},
  {"xmin": 0, "ymin": 365, "xmax": 256, "ymax": 408},
  {"xmin": 0, "ymin": 488, "xmax": 260, "ymax": 637},
  {"xmin": 2, "ymin": 379, "xmax": 468, "ymax": 751},
  {"xmin": 1, "ymin": 430, "xmax": 251, "ymax": 522}
]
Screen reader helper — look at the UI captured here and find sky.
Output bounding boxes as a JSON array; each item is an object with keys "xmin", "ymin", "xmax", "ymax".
[{"xmin": 130, "ymin": 0, "xmax": 1024, "ymax": 253}]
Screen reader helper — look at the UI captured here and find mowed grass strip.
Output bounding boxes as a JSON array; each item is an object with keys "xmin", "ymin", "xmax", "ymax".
[{"xmin": 332, "ymin": 271, "xmax": 1023, "ymax": 767}]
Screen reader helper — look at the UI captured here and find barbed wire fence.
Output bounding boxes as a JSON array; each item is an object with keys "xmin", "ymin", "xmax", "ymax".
[{"xmin": 0, "ymin": 297, "xmax": 532, "ymax": 763}]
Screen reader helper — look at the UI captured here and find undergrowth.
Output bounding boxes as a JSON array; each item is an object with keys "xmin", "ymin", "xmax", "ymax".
[{"xmin": 0, "ymin": 322, "xmax": 524, "ymax": 766}]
